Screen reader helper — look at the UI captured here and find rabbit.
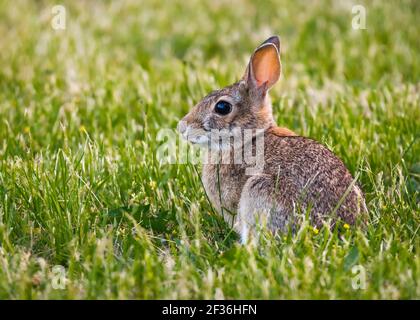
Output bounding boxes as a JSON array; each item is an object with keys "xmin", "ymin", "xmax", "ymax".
[{"xmin": 177, "ymin": 36, "xmax": 367, "ymax": 243}]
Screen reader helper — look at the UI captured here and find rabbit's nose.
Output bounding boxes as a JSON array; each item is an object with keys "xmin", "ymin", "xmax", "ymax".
[{"xmin": 177, "ymin": 120, "xmax": 188, "ymax": 135}]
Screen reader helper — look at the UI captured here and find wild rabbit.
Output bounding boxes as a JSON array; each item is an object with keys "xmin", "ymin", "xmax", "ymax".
[{"xmin": 178, "ymin": 36, "xmax": 366, "ymax": 243}]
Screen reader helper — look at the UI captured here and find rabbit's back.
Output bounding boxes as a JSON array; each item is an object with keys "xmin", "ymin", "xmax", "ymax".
[{"xmin": 263, "ymin": 132, "xmax": 366, "ymax": 227}]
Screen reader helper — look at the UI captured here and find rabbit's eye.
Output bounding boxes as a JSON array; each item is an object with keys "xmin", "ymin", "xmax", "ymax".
[{"xmin": 214, "ymin": 100, "xmax": 232, "ymax": 115}]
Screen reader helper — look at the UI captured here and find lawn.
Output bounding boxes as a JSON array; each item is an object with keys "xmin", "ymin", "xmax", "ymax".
[{"xmin": 0, "ymin": 0, "xmax": 419, "ymax": 299}]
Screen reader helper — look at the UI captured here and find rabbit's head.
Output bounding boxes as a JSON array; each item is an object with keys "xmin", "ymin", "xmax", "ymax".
[{"xmin": 178, "ymin": 36, "xmax": 282, "ymax": 147}]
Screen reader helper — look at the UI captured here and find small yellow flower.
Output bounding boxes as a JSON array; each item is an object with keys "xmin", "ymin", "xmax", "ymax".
[
  {"xmin": 312, "ymin": 227, "xmax": 319, "ymax": 235},
  {"xmin": 79, "ymin": 125, "xmax": 86, "ymax": 132},
  {"xmin": 343, "ymin": 223, "xmax": 350, "ymax": 230},
  {"xmin": 149, "ymin": 180, "xmax": 157, "ymax": 189},
  {"xmin": 23, "ymin": 126, "xmax": 30, "ymax": 133}
]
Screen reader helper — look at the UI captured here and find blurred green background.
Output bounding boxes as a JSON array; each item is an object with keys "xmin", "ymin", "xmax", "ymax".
[{"xmin": 0, "ymin": 0, "xmax": 418, "ymax": 299}]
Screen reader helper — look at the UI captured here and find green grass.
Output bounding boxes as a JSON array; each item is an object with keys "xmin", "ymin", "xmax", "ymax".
[{"xmin": 0, "ymin": 0, "xmax": 419, "ymax": 299}]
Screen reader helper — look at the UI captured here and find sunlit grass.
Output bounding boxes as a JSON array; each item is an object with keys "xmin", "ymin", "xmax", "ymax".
[{"xmin": 0, "ymin": 0, "xmax": 419, "ymax": 299}]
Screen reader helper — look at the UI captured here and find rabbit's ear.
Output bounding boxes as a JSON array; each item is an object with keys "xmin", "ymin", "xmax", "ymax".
[
  {"xmin": 244, "ymin": 36, "xmax": 281, "ymax": 93},
  {"xmin": 260, "ymin": 35, "xmax": 280, "ymax": 52}
]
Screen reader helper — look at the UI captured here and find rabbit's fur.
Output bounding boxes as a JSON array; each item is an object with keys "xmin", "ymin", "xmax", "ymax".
[{"xmin": 178, "ymin": 36, "xmax": 366, "ymax": 243}]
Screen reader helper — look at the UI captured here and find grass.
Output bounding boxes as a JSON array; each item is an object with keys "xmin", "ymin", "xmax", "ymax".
[{"xmin": 0, "ymin": 0, "xmax": 419, "ymax": 299}]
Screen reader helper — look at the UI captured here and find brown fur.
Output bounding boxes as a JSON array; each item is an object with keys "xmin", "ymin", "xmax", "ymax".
[
  {"xmin": 268, "ymin": 126, "xmax": 297, "ymax": 137},
  {"xmin": 177, "ymin": 36, "xmax": 367, "ymax": 242}
]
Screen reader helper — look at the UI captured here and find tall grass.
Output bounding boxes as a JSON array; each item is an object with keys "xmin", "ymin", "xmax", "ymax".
[{"xmin": 0, "ymin": 0, "xmax": 418, "ymax": 299}]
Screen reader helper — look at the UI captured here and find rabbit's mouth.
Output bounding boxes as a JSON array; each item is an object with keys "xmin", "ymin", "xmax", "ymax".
[
  {"xmin": 178, "ymin": 121, "xmax": 239, "ymax": 148},
  {"xmin": 180, "ymin": 125, "xmax": 210, "ymax": 146},
  {"xmin": 186, "ymin": 134, "xmax": 210, "ymax": 145}
]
